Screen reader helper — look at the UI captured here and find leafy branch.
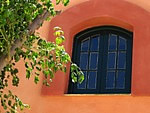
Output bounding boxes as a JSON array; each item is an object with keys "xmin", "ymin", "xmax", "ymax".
[{"xmin": 0, "ymin": 0, "xmax": 84, "ymax": 112}]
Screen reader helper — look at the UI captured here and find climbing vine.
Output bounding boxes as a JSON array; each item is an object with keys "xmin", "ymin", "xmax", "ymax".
[{"xmin": 0, "ymin": 0, "xmax": 84, "ymax": 112}]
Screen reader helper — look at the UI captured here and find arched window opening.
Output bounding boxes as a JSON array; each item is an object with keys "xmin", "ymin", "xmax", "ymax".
[{"xmin": 68, "ymin": 26, "xmax": 133, "ymax": 94}]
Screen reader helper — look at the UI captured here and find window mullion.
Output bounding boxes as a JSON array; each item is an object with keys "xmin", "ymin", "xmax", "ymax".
[
  {"xmin": 100, "ymin": 32, "xmax": 109, "ymax": 93},
  {"xmin": 86, "ymin": 36, "xmax": 91, "ymax": 89},
  {"xmin": 97, "ymin": 33, "xmax": 104, "ymax": 93},
  {"xmin": 114, "ymin": 34, "xmax": 119, "ymax": 89}
]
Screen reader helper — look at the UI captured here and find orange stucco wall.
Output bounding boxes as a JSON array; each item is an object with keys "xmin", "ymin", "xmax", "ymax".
[
  {"xmin": 2, "ymin": 0, "xmax": 150, "ymax": 113},
  {"xmin": 46, "ymin": 0, "xmax": 150, "ymax": 96}
]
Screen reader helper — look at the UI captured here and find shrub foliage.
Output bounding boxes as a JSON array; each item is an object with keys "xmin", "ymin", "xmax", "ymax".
[{"xmin": 0, "ymin": 0, "xmax": 84, "ymax": 112}]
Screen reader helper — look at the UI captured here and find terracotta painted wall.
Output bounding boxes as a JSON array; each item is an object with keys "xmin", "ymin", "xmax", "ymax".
[
  {"xmin": 2, "ymin": 0, "xmax": 150, "ymax": 113},
  {"xmin": 48, "ymin": 0, "xmax": 150, "ymax": 96}
]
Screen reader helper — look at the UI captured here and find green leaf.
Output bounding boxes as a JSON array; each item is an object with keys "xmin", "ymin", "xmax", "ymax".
[
  {"xmin": 36, "ymin": 67, "xmax": 41, "ymax": 71},
  {"xmin": 71, "ymin": 72, "xmax": 77, "ymax": 83},
  {"xmin": 4, "ymin": 94, "xmax": 8, "ymax": 99},
  {"xmin": 71, "ymin": 63, "xmax": 78, "ymax": 72},
  {"xmin": 49, "ymin": 79, "xmax": 52, "ymax": 82},
  {"xmin": 43, "ymin": 70, "xmax": 49, "ymax": 78},
  {"xmin": 48, "ymin": 69, "xmax": 54, "ymax": 78},
  {"xmin": 14, "ymin": 54, "xmax": 20, "ymax": 62},
  {"xmin": 54, "ymin": 26, "xmax": 62, "ymax": 31},
  {"xmin": 23, "ymin": 104, "xmax": 30, "ymax": 109},
  {"xmin": 25, "ymin": 62, "xmax": 29, "ymax": 68},
  {"xmin": 3, "ymin": 105, "xmax": 7, "ymax": 110},
  {"xmin": 61, "ymin": 53, "xmax": 71, "ymax": 62},
  {"xmin": 26, "ymin": 70, "xmax": 30, "ymax": 79},
  {"xmin": 12, "ymin": 76, "xmax": 19, "ymax": 86},
  {"xmin": 62, "ymin": 67, "xmax": 67, "ymax": 73},
  {"xmin": 34, "ymin": 76, "xmax": 39, "ymax": 84},
  {"xmin": 56, "ymin": 37, "xmax": 63, "ymax": 45},
  {"xmin": 53, "ymin": 66, "xmax": 58, "ymax": 72},
  {"xmin": 54, "ymin": 30, "xmax": 64, "ymax": 37},
  {"xmin": 8, "ymin": 100, "xmax": 12, "ymax": 106},
  {"xmin": 62, "ymin": 0, "xmax": 70, "ymax": 6},
  {"xmin": 56, "ymin": 0, "xmax": 61, "ymax": 5},
  {"xmin": 48, "ymin": 61, "xmax": 55, "ymax": 68},
  {"xmin": 42, "ymin": 61, "xmax": 45, "ymax": 68},
  {"xmin": 60, "ymin": 36, "xmax": 65, "ymax": 41},
  {"xmin": 35, "ymin": 72, "xmax": 40, "ymax": 76},
  {"xmin": 37, "ymin": 39, "xmax": 44, "ymax": 46},
  {"xmin": 43, "ymin": 80, "xmax": 50, "ymax": 86},
  {"xmin": 13, "ymin": 68, "xmax": 18, "ymax": 74},
  {"xmin": 20, "ymin": 105, "xmax": 24, "ymax": 111},
  {"xmin": 6, "ymin": 0, "xmax": 10, "ymax": 5},
  {"xmin": 19, "ymin": 100, "xmax": 23, "ymax": 106},
  {"xmin": 78, "ymin": 71, "xmax": 84, "ymax": 84}
]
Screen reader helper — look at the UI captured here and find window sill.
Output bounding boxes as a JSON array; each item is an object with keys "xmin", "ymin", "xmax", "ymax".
[{"xmin": 64, "ymin": 94, "xmax": 131, "ymax": 96}]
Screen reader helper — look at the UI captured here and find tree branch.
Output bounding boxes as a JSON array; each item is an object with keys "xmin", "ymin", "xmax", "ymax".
[{"xmin": 0, "ymin": 10, "xmax": 61, "ymax": 74}]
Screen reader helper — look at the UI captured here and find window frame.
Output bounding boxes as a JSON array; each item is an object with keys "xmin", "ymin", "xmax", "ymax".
[{"xmin": 68, "ymin": 26, "xmax": 133, "ymax": 94}]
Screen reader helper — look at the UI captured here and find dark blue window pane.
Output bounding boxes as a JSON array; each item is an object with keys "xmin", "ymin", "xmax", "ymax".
[
  {"xmin": 109, "ymin": 34, "xmax": 117, "ymax": 50},
  {"xmin": 119, "ymin": 37, "xmax": 126, "ymax": 50},
  {"xmin": 116, "ymin": 71, "xmax": 125, "ymax": 89},
  {"xmin": 78, "ymin": 71, "xmax": 87, "ymax": 89},
  {"xmin": 106, "ymin": 71, "xmax": 115, "ymax": 89},
  {"xmin": 89, "ymin": 53, "xmax": 98, "ymax": 70},
  {"xmin": 87, "ymin": 71, "xmax": 97, "ymax": 89},
  {"xmin": 90, "ymin": 36, "xmax": 99, "ymax": 51},
  {"xmin": 108, "ymin": 52, "xmax": 116, "ymax": 69},
  {"xmin": 80, "ymin": 53, "xmax": 88, "ymax": 70},
  {"xmin": 118, "ymin": 52, "xmax": 126, "ymax": 69},
  {"xmin": 81, "ymin": 39, "xmax": 89, "ymax": 51}
]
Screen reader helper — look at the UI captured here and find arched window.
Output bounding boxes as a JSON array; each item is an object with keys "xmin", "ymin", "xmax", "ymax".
[{"xmin": 68, "ymin": 26, "xmax": 133, "ymax": 94}]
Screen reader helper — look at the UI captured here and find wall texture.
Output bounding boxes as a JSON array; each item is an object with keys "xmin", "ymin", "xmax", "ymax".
[
  {"xmin": 46, "ymin": 0, "xmax": 150, "ymax": 96},
  {"xmin": 4, "ymin": 0, "xmax": 150, "ymax": 113}
]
